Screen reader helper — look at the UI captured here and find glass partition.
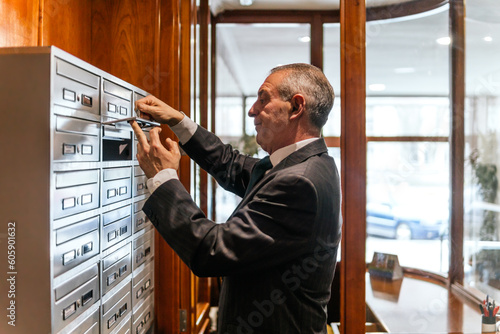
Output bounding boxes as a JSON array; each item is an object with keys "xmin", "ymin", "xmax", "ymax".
[
  {"xmin": 464, "ymin": 1, "xmax": 500, "ymax": 300},
  {"xmin": 215, "ymin": 23, "xmax": 310, "ymax": 222},
  {"xmin": 323, "ymin": 23, "xmax": 341, "ymax": 138},
  {"xmin": 365, "ymin": 8, "xmax": 450, "ymax": 274}
]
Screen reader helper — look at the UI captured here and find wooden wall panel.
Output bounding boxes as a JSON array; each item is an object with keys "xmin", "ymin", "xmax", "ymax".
[
  {"xmin": 40, "ymin": 0, "xmax": 92, "ymax": 62},
  {"xmin": 0, "ymin": 0, "xmax": 39, "ymax": 47},
  {"xmin": 91, "ymin": 0, "xmax": 159, "ymax": 93},
  {"xmin": 0, "ymin": 0, "xmax": 202, "ymax": 332}
]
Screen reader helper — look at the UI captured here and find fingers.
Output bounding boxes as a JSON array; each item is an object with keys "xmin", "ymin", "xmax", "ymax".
[
  {"xmin": 148, "ymin": 127, "xmax": 163, "ymax": 152},
  {"xmin": 136, "ymin": 95, "xmax": 160, "ymax": 106},
  {"xmin": 129, "ymin": 121, "xmax": 149, "ymax": 148},
  {"xmin": 135, "ymin": 95, "xmax": 161, "ymax": 120},
  {"xmin": 164, "ymin": 137, "xmax": 181, "ymax": 157},
  {"xmin": 135, "ymin": 95, "xmax": 183, "ymax": 126}
]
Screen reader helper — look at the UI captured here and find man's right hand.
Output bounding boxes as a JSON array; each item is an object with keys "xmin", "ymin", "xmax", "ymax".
[{"xmin": 135, "ymin": 95, "xmax": 184, "ymax": 126}]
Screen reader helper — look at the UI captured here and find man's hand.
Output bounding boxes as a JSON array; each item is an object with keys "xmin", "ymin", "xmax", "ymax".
[
  {"xmin": 130, "ymin": 121, "xmax": 181, "ymax": 179},
  {"xmin": 135, "ymin": 95, "xmax": 184, "ymax": 126}
]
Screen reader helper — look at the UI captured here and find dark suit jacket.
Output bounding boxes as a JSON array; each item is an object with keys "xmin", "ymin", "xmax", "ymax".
[{"xmin": 143, "ymin": 125, "xmax": 342, "ymax": 334}]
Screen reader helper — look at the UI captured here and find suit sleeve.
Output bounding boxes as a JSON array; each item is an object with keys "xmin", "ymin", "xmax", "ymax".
[
  {"xmin": 180, "ymin": 125, "xmax": 257, "ymax": 197},
  {"xmin": 143, "ymin": 172, "xmax": 319, "ymax": 277}
]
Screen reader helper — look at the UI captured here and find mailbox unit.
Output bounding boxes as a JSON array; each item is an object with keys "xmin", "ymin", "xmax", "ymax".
[{"xmin": 0, "ymin": 46, "xmax": 155, "ymax": 334}]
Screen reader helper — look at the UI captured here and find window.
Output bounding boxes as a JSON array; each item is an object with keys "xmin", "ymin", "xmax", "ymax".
[
  {"xmin": 365, "ymin": 9, "xmax": 450, "ymax": 274},
  {"xmin": 215, "ymin": 23, "xmax": 310, "ymax": 222}
]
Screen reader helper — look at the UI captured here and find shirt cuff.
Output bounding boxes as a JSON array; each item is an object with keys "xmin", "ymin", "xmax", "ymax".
[
  {"xmin": 147, "ymin": 168, "xmax": 179, "ymax": 194},
  {"xmin": 170, "ymin": 113, "xmax": 198, "ymax": 145}
]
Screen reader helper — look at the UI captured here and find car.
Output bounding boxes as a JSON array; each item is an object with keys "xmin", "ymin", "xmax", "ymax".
[{"xmin": 366, "ymin": 202, "xmax": 448, "ymax": 240}]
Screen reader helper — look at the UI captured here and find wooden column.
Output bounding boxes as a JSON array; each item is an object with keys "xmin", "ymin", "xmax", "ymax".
[
  {"xmin": 199, "ymin": 0, "xmax": 209, "ymax": 216},
  {"xmin": 449, "ymin": 0, "xmax": 465, "ymax": 285},
  {"xmin": 176, "ymin": 0, "xmax": 195, "ymax": 331},
  {"xmin": 340, "ymin": 0, "xmax": 366, "ymax": 333},
  {"xmin": 310, "ymin": 13, "xmax": 323, "ymax": 69},
  {"xmin": 157, "ymin": 0, "xmax": 184, "ymax": 332},
  {"xmin": 211, "ymin": 14, "xmax": 217, "ymax": 222}
]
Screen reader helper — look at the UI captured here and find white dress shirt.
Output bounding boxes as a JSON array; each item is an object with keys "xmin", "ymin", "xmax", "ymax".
[{"xmin": 146, "ymin": 115, "xmax": 319, "ymax": 194}]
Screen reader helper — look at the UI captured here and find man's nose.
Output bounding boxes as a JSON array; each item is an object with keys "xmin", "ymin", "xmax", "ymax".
[{"xmin": 248, "ymin": 103, "xmax": 257, "ymax": 117}]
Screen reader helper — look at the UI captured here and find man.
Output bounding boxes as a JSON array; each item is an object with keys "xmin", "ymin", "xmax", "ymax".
[{"xmin": 131, "ymin": 63, "xmax": 342, "ymax": 334}]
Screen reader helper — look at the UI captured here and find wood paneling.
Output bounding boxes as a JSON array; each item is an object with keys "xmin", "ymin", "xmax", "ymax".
[
  {"xmin": 310, "ymin": 13, "xmax": 323, "ymax": 69},
  {"xmin": 366, "ymin": 0, "xmax": 448, "ymax": 21},
  {"xmin": 214, "ymin": 9, "xmax": 339, "ymax": 24},
  {"xmin": 340, "ymin": 0, "xmax": 366, "ymax": 333},
  {"xmin": 40, "ymin": 0, "xmax": 92, "ymax": 62},
  {"xmin": 0, "ymin": 0, "xmax": 39, "ymax": 47},
  {"xmin": 91, "ymin": 0, "xmax": 159, "ymax": 93},
  {"xmin": 1, "ymin": 1, "xmax": 202, "ymax": 333},
  {"xmin": 449, "ymin": 0, "xmax": 465, "ymax": 286}
]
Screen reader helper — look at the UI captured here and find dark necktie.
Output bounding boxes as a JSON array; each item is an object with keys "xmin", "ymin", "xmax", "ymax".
[{"xmin": 245, "ymin": 156, "xmax": 273, "ymax": 196}]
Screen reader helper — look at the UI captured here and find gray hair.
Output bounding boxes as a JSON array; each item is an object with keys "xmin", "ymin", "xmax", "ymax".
[{"xmin": 270, "ymin": 63, "xmax": 335, "ymax": 130}]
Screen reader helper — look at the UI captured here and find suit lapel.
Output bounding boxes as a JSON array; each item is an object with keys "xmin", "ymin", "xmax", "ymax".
[{"xmin": 229, "ymin": 138, "xmax": 329, "ymax": 218}]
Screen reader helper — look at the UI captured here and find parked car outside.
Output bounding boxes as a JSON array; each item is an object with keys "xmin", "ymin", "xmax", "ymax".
[{"xmin": 366, "ymin": 201, "xmax": 448, "ymax": 240}]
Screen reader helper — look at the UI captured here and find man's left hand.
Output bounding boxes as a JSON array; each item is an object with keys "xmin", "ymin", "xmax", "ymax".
[{"xmin": 130, "ymin": 121, "xmax": 181, "ymax": 179}]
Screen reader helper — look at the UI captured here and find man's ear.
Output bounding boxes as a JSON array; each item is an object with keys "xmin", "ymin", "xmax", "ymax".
[{"xmin": 290, "ymin": 94, "xmax": 306, "ymax": 120}]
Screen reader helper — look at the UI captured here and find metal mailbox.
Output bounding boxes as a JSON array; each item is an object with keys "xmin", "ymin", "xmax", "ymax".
[
  {"xmin": 133, "ymin": 199, "xmax": 151, "ymax": 234},
  {"xmin": 101, "ymin": 79, "xmax": 132, "ymax": 119},
  {"xmin": 102, "ymin": 167, "xmax": 132, "ymax": 206},
  {"xmin": 53, "ymin": 169, "xmax": 100, "ymax": 219},
  {"xmin": 53, "ymin": 58, "xmax": 100, "ymax": 116},
  {"xmin": 132, "ymin": 295, "xmax": 154, "ymax": 334},
  {"xmin": 58, "ymin": 304, "xmax": 100, "ymax": 334},
  {"xmin": 132, "ymin": 228, "xmax": 154, "ymax": 271},
  {"xmin": 133, "ymin": 210, "xmax": 151, "ymax": 235},
  {"xmin": 102, "ymin": 280, "xmax": 132, "ymax": 334},
  {"xmin": 0, "ymin": 47, "xmax": 154, "ymax": 334},
  {"xmin": 132, "ymin": 261, "xmax": 154, "ymax": 309},
  {"xmin": 102, "ymin": 205, "xmax": 132, "ymax": 251},
  {"xmin": 54, "ymin": 115, "xmax": 100, "ymax": 162},
  {"xmin": 109, "ymin": 312, "xmax": 132, "ymax": 334},
  {"xmin": 54, "ymin": 215, "xmax": 100, "ymax": 277},
  {"xmin": 53, "ymin": 263, "xmax": 100, "ymax": 333},
  {"xmin": 102, "ymin": 242, "xmax": 132, "ymax": 295},
  {"xmin": 133, "ymin": 166, "xmax": 148, "ymax": 197}
]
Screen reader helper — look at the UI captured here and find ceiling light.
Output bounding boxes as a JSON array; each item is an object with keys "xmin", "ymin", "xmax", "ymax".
[
  {"xmin": 484, "ymin": 36, "xmax": 493, "ymax": 42},
  {"xmin": 240, "ymin": 0, "xmax": 253, "ymax": 6},
  {"xmin": 298, "ymin": 36, "xmax": 311, "ymax": 43},
  {"xmin": 436, "ymin": 37, "xmax": 451, "ymax": 45},
  {"xmin": 369, "ymin": 84, "xmax": 386, "ymax": 92},
  {"xmin": 394, "ymin": 67, "xmax": 415, "ymax": 74}
]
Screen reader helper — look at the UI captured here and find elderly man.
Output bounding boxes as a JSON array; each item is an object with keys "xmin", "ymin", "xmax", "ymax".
[{"xmin": 131, "ymin": 63, "xmax": 342, "ymax": 334}]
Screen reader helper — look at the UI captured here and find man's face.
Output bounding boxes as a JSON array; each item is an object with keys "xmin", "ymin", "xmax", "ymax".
[{"xmin": 248, "ymin": 72, "xmax": 292, "ymax": 154}]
